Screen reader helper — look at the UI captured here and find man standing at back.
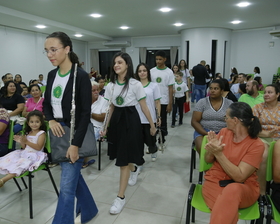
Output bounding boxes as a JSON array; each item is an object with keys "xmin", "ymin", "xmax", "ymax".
[
  {"xmin": 151, "ymin": 51, "xmax": 174, "ymax": 150},
  {"xmin": 192, "ymin": 60, "xmax": 209, "ymax": 102}
]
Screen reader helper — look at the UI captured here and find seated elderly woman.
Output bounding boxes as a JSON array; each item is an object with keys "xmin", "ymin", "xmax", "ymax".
[
  {"xmin": 191, "ymin": 79, "xmax": 233, "ymax": 155},
  {"xmin": 202, "ymin": 102, "xmax": 264, "ymax": 224}
]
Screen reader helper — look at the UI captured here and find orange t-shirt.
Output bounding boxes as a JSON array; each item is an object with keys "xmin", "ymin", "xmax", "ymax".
[{"xmin": 204, "ymin": 128, "xmax": 264, "ymax": 185}]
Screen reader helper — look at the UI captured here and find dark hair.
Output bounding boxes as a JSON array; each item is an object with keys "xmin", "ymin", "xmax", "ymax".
[
  {"xmin": 46, "ymin": 32, "xmax": 80, "ymax": 67},
  {"xmin": 205, "ymin": 64, "xmax": 211, "ymax": 74},
  {"xmin": 210, "ymin": 79, "xmax": 225, "ymax": 91},
  {"xmin": 172, "ymin": 64, "xmax": 179, "ymax": 73},
  {"xmin": 178, "ymin": 59, "xmax": 187, "ymax": 70},
  {"xmin": 3, "ymin": 81, "xmax": 17, "ymax": 97},
  {"xmin": 14, "ymin": 74, "xmax": 22, "ymax": 82},
  {"xmin": 28, "ymin": 84, "xmax": 41, "ymax": 93},
  {"xmin": 254, "ymin": 77, "xmax": 262, "ymax": 85},
  {"xmin": 238, "ymin": 73, "xmax": 246, "ymax": 78},
  {"xmin": 265, "ymin": 84, "xmax": 280, "ymax": 101},
  {"xmin": 254, "ymin": 66, "xmax": 260, "ymax": 74},
  {"xmin": 110, "ymin": 52, "xmax": 134, "ymax": 96},
  {"xmin": 24, "ymin": 110, "xmax": 46, "ymax": 134},
  {"xmin": 95, "ymin": 77, "xmax": 105, "ymax": 83},
  {"xmin": 239, "ymin": 83, "xmax": 246, "ymax": 94},
  {"xmin": 231, "ymin": 67, "xmax": 238, "ymax": 75},
  {"xmin": 135, "ymin": 63, "xmax": 151, "ymax": 82},
  {"xmin": 228, "ymin": 102, "xmax": 262, "ymax": 138},
  {"xmin": 155, "ymin": 50, "xmax": 166, "ymax": 58},
  {"xmin": 232, "ymin": 74, "xmax": 238, "ymax": 83},
  {"xmin": 220, "ymin": 78, "xmax": 230, "ymax": 91},
  {"xmin": 39, "ymin": 74, "xmax": 43, "ymax": 77},
  {"xmin": 19, "ymin": 82, "xmax": 27, "ymax": 88}
]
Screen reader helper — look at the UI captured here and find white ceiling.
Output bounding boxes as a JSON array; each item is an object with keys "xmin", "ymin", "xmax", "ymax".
[{"xmin": 0, "ymin": 0, "xmax": 279, "ymax": 42}]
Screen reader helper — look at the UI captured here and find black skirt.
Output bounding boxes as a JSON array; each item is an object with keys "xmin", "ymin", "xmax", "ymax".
[{"xmin": 107, "ymin": 106, "xmax": 144, "ymax": 166}]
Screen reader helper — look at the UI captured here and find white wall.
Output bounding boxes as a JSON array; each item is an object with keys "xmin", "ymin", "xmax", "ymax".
[
  {"xmin": 230, "ymin": 27, "xmax": 280, "ymax": 84},
  {"xmin": 0, "ymin": 26, "xmax": 88, "ymax": 85}
]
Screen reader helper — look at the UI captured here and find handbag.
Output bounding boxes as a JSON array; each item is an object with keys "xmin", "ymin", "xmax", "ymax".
[
  {"xmin": 49, "ymin": 123, "xmax": 97, "ymax": 163},
  {"xmin": 184, "ymin": 101, "xmax": 190, "ymax": 113}
]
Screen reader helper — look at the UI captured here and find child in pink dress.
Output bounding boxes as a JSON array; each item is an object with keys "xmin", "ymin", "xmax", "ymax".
[{"xmin": 0, "ymin": 110, "xmax": 47, "ymax": 187}]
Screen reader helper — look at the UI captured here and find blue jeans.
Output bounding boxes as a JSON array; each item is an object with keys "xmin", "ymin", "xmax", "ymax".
[
  {"xmin": 194, "ymin": 84, "xmax": 206, "ymax": 103},
  {"xmin": 191, "ymin": 84, "xmax": 196, "ymax": 103},
  {"xmin": 52, "ymin": 158, "xmax": 98, "ymax": 224}
]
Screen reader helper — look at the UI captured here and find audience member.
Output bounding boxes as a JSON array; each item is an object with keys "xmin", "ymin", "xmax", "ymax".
[
  {"xmin": 202, "ymin": 102, "xmax": 264, "ymax": 224},
  {"xmin": 254, "ymin": 66, "xmax": 261, "ymax": 77},
  {"xmin": 220, "ymin": 78, "xmax": 237, "ymax": 102},
  {"xmin": 95, "ymin": 77, "xmax": 106, "ymax": 96},
  {"xmin": 21, "ymin": 86, "xmax": 32, "ymax": 100},
  {"xmin": 238, "ymin": 83, "xmax": 247, "ymax": 95},
  {"xmin": 0, "ymin": 107, "xmax": 10, "ymax": 157},
  {"xmin": 191, "ymin": 79, "xmax": 233, "ymax": 155},
  {"xmin": 14, "ymin": 74, "xmax": 22, "ymax": 84},
  {"xmin": 38, "ymin": 74, "xmax": 47, "ymax": 87},
  {"xmin": 229, "ymin": 67, "xmax": 238, "ymax": 81},
  {"xmin": 238, "ymin": 80, "xmax": 264, "ymax": 108},
  {"xmin": 246, "ymin": 75, "xmax": 253, "ymax": 82},
  {"xmin": 205, "ymin": 64, "xmax": 213, "ymax": 88},
  {"xmin": 1, "ymin": 73, "xmax": 22, "ymax": 95},
  {"xmin": 192, "ymin": 60, "xmax": 210, "ymax": 102},
  {"xmin": 215, "ymin": 73, "xmax": 222, "ymax": 79},
  {"xmin": 254, "ymin": 77, "xmax": 264, "ymax": 91}
]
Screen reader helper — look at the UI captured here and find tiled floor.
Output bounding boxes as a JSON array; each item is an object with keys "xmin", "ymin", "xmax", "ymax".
[{"xmin": 0, "ymin": 103, "xmax": 276, "ymax": 224}]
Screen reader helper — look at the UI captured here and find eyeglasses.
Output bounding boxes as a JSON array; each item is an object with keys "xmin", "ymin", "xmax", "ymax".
[{"xmin": 43, "ymin": 47, "xmax": 64, "ymax": 56}]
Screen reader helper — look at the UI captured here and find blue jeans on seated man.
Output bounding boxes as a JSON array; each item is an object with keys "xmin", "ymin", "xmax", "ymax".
[
  {"xmin": 52, "ymin": 158, "xmax": 98, "ymax": 224},
  {"xmin": 194, "ymin": 84, "xmax": 206, "ymax": 103}
]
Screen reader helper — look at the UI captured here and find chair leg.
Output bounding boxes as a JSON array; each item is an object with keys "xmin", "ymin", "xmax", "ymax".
[
  {"xmin": 45, "ymin": 165, "xmax": 59, "ymax": 197},
  {"xmin": 189, "ymin": 143, "xmax": 196, "ymax": 183},
  {"xmin": 21, "ymin": 177, "xmax": 28, "ymax": 189},
  {"xmin": 28, "ymin": 173, "xmax": 33, "ymax": 219},
  {"xmin": 13, "ymin": 178, "xmax": 22, "ymax": 191},
  {"xmin": 98, "ymin": 140, "xmax": 101, "ymax": 171},
  {"xmin": 191, "ymin": 206, "xmax": 195, "ymax": 223}
]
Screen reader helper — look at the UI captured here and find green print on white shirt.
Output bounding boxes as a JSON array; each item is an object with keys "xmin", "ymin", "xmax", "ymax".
[
  {"xmin": 53, "ymin": 85, "xmax": 63, "ymax": 98},
  {"xmin": 156, "ymin": 77, "xmax": 162, "ymax": 83},
  {"xmin": 116, "ymin": 96, "xmax": 124, "ymax": 105}
]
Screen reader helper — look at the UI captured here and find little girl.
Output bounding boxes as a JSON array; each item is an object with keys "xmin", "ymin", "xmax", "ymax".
[{"xmin": 0, "ymin": 110, "xmax": 47, "ymax": 187}]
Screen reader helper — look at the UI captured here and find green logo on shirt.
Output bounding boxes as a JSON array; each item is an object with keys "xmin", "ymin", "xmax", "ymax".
[
  {"xmin": 177, "ymin": 87, "xmax": 181, "ymax": 91},
  {"xmin": 53, "ymin": 85, "xmax": 62, "ymax": 98},
  {"xmin": 116, "ymin": 96, "xmax": 124, "ymax": 105},
  {"xmin": 156, "ymin": 77, "xmax": 162, "ymax": 83}
]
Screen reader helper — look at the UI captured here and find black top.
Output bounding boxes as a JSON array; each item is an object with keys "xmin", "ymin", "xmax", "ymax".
[
  {"xmin": 192, "ymin": 64, "xmax": 209, "ymax": 85},
  {"xmin": 225, "ymin": 91, "xmax": 238, "ymax": 102},
  {"xmin": 43, "ymin": 64, "xmax": 92, "ymax": 147},
  {"xmin": 0, "ymin": 93, "xmax": 25, "ymax": 111}
]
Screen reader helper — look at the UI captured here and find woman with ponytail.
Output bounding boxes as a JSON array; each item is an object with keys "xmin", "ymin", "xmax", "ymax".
[
  {"xmin": 202, "ymin": 102, "xmax": 264, "ymax": 224},
  {"xmin": 43, "ymin": 32, "xmax": 98, "ymax": 224}
]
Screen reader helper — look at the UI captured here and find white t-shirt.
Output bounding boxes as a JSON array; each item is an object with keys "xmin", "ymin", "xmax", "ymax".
[
  {"xmin": 51, "ymin": 71, "xmax": 70, "ymax": 118},
  {"xmin": 230, "ymin": 83, "xmax": 240, "ymax": 94},
  {"xmin": 91, "ymin": 96, "xmax": 108, "ymax": 128},
  {"xmin": 174, "ymin": 82, "xmax": 189, "ymax": 98},
  {"xmin": 38, "ymin": 79, "xmax": 47, "ymax": 87},
  {"xmin": 104, "ymin": 78, "xmax": 146, "ymax": 107},
  {"xmin": 151, "ymin": 67, "xmax": 174, "ymax": 105},
  {"xmin": 180, "ymin": 69, "xmax": 190, "ymax": 84},
  {"xmin": 136, "ymin": 82, "xmax": 161, "ymax": 124}
]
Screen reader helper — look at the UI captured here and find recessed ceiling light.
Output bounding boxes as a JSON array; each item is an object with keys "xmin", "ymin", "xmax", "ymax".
[
  {"xmin": 231, "ymin": 20, "xmax": 242, "ymax": 24},
  {"xmin": 36, "ymin": 25, "xmax": 46, "ymax": 29},
  {"xmin": 120, "ymin": 26, "xmax": 129, "ymax": 30},
  {"xmin": 159, "ymin": 7, "xmax": 171, "ymax": 12},
  {"xmin": 174, "ymin": 23, "xmax": 183, "ymax": 27},
  {"xmin": 90, "ymin": 13, "xmax": 102, "ymax": 18},
  {"xmin": 237, "ymin": 2, "xmax": 250, "ymax": 7},
  {"xmin": 74, "ymin": 34, "xmax": 83, "ymax": 37}
]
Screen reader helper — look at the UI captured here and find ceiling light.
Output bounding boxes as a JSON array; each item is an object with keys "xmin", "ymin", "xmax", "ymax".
[
  {"xmin": 90, "ymin": 13, "xmax": 102, "ymax": 18},
  {"xmin": 36, "ymin": 25, "xmax": 46, "ymax": 29},
  {"xmin": 159, "ymin": 7, "xmax": 171, "ymax": 12},
  {"xmin": 237, "ymin": 2, "xmax": 250, "ymax": 7},
  {"xmin": 120, "ymin": 26, "xmax": 129, "ymax": 30},
  {"xmin": 74, "ymin": 34, "xmax": 83, "ymax": 37},
  {"xmin": 231, "ymin": 20, "xmax": 242, "ymax": 24},
  {"xmin": 174, "ymin": 23, "xmax": 183, "ymax": 27}
]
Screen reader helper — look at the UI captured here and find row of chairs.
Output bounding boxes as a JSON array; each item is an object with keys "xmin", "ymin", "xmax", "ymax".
[{"xmin": 187, "ymin": 136, "xmax": 280, "ymax": 224}]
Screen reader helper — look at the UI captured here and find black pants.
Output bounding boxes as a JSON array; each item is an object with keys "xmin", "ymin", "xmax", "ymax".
[
  {"xmin": 172, "ymin": 96, "xmax": 184, "ymax": 125},
  {"xmin": 158, "ymin": 104, "xmax": 168, "ymax": 143}
]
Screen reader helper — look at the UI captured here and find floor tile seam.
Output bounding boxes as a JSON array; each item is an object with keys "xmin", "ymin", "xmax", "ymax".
[{"xmin": 0, "ymin": 216, "xmax": 19, "ymax": 224}]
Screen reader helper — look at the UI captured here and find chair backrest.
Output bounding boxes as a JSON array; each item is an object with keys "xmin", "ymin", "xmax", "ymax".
[
  {"xmin": 8, "ymin": 120, "xmax": 15, "ymax": 150},
  {"xmin": 40, "ymin": 85, "xmax": 46, "ymax": 93},
  {"xmin": 199, "ymin": 135, "xmax": 213, "ymax": 172},
  {"xmin": 266, "ymin": 141, "xmax": 276, "ymax": 182}
]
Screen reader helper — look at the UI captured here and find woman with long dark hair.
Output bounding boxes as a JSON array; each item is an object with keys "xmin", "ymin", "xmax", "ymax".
[{"xmin": 43, "ymin": 31, "xmax": 98, "ymax": 224}]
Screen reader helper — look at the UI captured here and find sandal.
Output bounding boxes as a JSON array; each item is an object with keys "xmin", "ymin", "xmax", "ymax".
[
  {"xmin": 82, "ymin": 159, "xmax": 95, "ymax": 169},
  {"xmin": 0, "ymin": 179, "xmax": 4, "ymax": 188}
]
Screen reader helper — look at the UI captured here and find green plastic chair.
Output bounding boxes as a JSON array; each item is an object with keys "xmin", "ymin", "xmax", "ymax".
[
  {"xmin": 185, "ymin": 137, "xmax": 263, "ymax": 224},
  {"xmin": 277, "ymin": 67, "xmax": 280, "ymax": 75},
  {"xmin": 264, "ymin": 141, "xmax": 280, "ymax": 224},
  {"xmin": 259, "ymin": 91, "xmax": 264, "ymax": 94},
  {"xmin": 40, "ymin": 85, "xmax": 46, "ymax": 93},
  {"xmin": 13, "ymin": 121, "xmax": 59, "ymax": 219},
  {"xmin": 8, "ymin": 120, "xmax": 15, "ymax": 150}
]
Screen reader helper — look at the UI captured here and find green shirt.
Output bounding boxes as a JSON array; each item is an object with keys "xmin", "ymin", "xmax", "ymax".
[{"xmin": 238, "ymin": 93, "xmax": 264, "ymax": 108}]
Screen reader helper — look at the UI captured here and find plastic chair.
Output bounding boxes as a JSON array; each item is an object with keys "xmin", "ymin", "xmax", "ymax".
[
  {"xmin": 13, "ymin": 122, "xmax": 59, "ymax": 219},
  {"xmin": 264, "ymin": 141, "xmax": 280, "ymax": 224},
  {"xmin": 40, "ymin": 85, "xmax": 46, "ymax": 93},
  {"xmin": 186, "ymin": 138, "xmax": 264, "ymax": 224}
]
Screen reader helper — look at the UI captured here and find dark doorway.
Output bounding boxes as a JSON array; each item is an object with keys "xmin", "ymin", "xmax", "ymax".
[{"xmin": 99, "ymin": 51, "xmax": 119, "ymax": 78}]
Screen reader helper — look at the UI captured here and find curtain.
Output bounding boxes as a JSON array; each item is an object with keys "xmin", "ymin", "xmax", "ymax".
[
  {"xmin": 90, "ymin": 49, "xmax": 100, "ymax": 74},
  {"xmin": 170, "ymin": 46, "xmax": 178, "ymax": 66},
  {"xmin": 139, "ymin": 47, "xmax": 147, "ymax": 63}
]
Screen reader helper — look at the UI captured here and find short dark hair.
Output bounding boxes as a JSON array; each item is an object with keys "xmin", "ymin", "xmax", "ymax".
[
  {"xmin": 155, "ymin": 50, "xmax": 166, "ymax": 58},
  {"xmin": 210, "ymin": 79, "xmax": 225, "ymax": 91}
]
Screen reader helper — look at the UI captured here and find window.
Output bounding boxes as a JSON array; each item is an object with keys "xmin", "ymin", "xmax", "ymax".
[
  {"xmin": 99, "ymin": 51, "xmax": 119, "ymax": 78},
  {"xmin": 146, "ymin": 49, "xmax": 178, "ymax": 69}
]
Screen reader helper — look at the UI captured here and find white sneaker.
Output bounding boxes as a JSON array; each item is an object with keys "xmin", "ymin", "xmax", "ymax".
[
  {"xmin": 110, "ymin": 197, "xmax": 126, "ymax": 214},
  {"xmin": 74, "ymin": 214, "xmax": 81, "ymax": 224},
  {"xmin": 151, "ymin": 152, "xmax": 157, "ymax": 162},
  {"xmin": 128, "ymin": 166, "xmax": 140, "ymax": 186}
]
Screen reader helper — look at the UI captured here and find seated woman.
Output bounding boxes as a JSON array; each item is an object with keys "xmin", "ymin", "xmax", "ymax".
[
  {"xmin": 191, "ymin": 79, "xmax": 233, "ymax": 155},
  {"xmin": 254, "ymin": 77, "xmax": 264, "ymax": 91},
  {"xmin": 0, "ymin": 107, "xmax": 9, "ymax": 157},
  {"xmin": 202, "ymin": 102, "xmax": 264, "ymax": 224},
  {"xmin": 271, "ymin": 139, "xmax": 280, "ymax": 212},
  {"xmin": 0, "ymin": 81, "xmax": 25, "ymax": 134},
  {"xmin": 22, "ymin": 84, "xmax": 44, "ymax": 117}
]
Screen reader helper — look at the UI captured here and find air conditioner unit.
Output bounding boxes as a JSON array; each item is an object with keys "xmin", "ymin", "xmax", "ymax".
[
  {"xmin": 269, "ymin": 30, "xmax": 280, "ymax": 37},
  {"xmin": 103, "ymin": 41, "xmax": 131, "ymax": 47}
]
